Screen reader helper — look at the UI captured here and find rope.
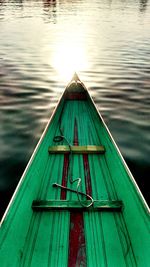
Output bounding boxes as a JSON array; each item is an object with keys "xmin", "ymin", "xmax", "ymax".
[
  {"xmin": 52, "ymin": 111, "xmax": 94, "ymax": 208},
  {"xmin": 53, "ymin": 183, "xmax": 94, "ymax": 208}
]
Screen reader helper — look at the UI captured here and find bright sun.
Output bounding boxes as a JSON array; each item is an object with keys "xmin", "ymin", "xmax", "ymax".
[{"xmin": 51, "ymin": 39, "xmax": 87, "ymax": 82}]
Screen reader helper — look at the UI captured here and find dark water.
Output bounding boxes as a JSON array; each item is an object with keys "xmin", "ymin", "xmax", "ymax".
[{"xmin": 0, "ymin": 0, "xmax": 150, "ymax": 218}]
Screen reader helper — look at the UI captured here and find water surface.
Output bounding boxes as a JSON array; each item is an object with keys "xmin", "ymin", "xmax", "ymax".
[{"xmin": 0, "ymin": 0, "xmax": 150, "ymax": 218}]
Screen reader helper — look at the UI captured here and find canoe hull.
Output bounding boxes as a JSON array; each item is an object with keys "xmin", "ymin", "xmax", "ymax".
[{"xmin": 0, "ymin": 74, "xmax": 149, "ymax": 266}]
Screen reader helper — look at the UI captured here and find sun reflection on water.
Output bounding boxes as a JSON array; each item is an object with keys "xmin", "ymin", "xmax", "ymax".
[{"xmin": 51, "ymin": 38, "xmax": 88, "ymax": 82}]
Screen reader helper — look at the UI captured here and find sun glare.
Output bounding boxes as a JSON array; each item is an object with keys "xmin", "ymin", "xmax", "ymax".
[{"xmin": 52, "ymin": 39, "xmax": 87, "ymax": 82}]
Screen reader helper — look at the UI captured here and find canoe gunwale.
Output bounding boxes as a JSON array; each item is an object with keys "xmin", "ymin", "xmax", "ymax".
[
  {"xmin": 0, "ymin": 73, "xmax": 150, "ymax": 267},
  {"xmin": 85, "ymin": 90, "xmax": 150, "ymax": 214},
  {"xmin": 0, "ymin": 83, "xmax": 67, "ymax": 226},
  {"xmin": 1, "ymin": 73, "xmax": 149, "ymax": 228},
  {"xmin": 68, "ymin": 74, "xmax": 150, "ymax": 214}
]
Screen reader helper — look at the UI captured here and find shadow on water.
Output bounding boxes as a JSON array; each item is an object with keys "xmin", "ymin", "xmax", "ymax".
[
  {"xmin": 139, "ymin": 0, "xmax": 149, "ymax": 12},
  {"xmin": 0, "ymin": 159, "xmax": 26, "ymax": 219},
  {"xmin": 43, "ymin": 0, "xmax": 57, "ymax": 23},
  {"xmin": 0, "ymin": 0, "xmax": 23, "ymax": 7},
  {"xmin": 126, "ymin": 159, "xmax": 150, "ymax": 206}
]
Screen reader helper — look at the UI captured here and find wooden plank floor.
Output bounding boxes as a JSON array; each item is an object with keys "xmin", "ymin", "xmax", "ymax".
[{"xmin": 0, "ymin": 98, "xmax": 149, "ymax": 267}]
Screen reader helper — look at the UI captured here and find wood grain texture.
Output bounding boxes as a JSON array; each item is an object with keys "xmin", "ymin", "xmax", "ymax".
[{"xmin": 0, "ymin": 77, "xmax": 149, "ymax": 267}]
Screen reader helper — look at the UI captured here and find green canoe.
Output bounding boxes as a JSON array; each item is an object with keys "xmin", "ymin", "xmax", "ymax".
[{"xmin": 0, "ymin": 74, "xmax": 149, "ymax": 266}]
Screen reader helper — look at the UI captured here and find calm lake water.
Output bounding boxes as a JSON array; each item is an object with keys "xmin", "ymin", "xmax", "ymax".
[{"xmin": 0, "ymin": 0, "xmax": 150, "ymax": 218}]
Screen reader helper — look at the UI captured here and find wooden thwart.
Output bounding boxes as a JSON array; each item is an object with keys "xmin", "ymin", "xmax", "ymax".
[
  {"xmin": 32, "ymin": 200, "xmax": 122, "ymax": 212},
  {"xmin": 48, "ymin": 145, "xmax": 105, "ymax": 154}
]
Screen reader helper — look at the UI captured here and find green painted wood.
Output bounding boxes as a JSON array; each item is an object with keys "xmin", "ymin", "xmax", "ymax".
[
  {"xmin": 0, "ymin": 75, "xmax": 149, "ymax": 267},
  {"xmin": 32, "ymin": 200, "xmax": 122, "ymax": 211},
  {"xmin": 48, "ymin": 145, "xmax": 105, "ymax": 154}
]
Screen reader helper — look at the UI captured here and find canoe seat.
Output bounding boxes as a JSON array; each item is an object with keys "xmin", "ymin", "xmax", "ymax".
[
  {"xmin": 48, "ymin": 145, "xmax": 105, "ymax": 154},
  {"xmin": 32, "ymin": 200, "xmax": 123, "ymax": 212}
]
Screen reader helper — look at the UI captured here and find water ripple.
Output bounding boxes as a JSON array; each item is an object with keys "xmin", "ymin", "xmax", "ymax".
[{"xmin": 0, "ymin": 0, "xmax": 150, "ymax": 217}]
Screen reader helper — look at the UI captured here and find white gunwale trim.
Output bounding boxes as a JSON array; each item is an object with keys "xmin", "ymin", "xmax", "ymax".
[
  {"xmin": 81, "ymin": 80, "xmax": 150, "ymax": 214},
  {"xmin": 0, "ymin": 77, "xmax": 81, "ymax": 225},
  {"xmin": 0, "ymin": 86, "xmax": 66, "ymax": 226},
  {"xmin": 1, "ymin": 75, "xmax": 149, "ymax": 226}
]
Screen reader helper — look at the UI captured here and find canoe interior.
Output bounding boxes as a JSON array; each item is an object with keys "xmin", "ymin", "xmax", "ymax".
[{"xmin": 0, "ymin": 77, "xmax": 149, "ymax": 267}]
